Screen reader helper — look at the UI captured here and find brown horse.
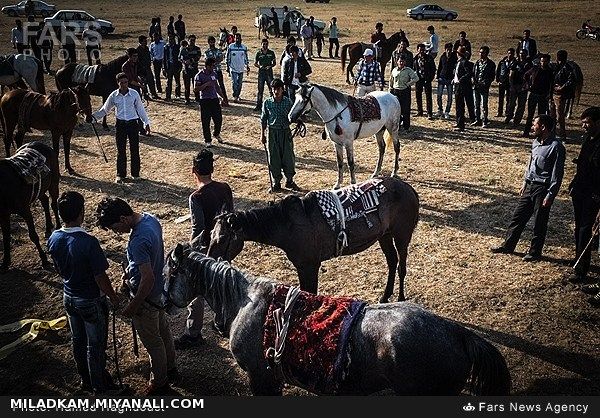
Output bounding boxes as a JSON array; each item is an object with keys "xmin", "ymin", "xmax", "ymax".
[
  {"xmin": 207, "ymin": 176, "xmax": 419, "ymax": 302},
  {"xmin": 0, "ymin": 141, "xmax": 60, "ymax": 272},
  {"xmin": 0, "ymin": 86, "xmax": 93, "ymax": 174},
  {"xmin": 341, "ymin": 32, "xmax": 406, "ymax": 85}
]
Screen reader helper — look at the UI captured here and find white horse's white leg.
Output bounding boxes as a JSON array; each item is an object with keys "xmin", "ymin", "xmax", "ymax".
[
  {"xmin": 392, "ymin": 128, "xmax": 401, "ymax": 177},
  {"xmin": 372, "ymin": 131, "xmax": 385, "ymax": 178},
  {"xmin": 334, "ymin": 143, "xmax": 345, "ymax": 189},
  {"xmin": 345, "ymin": 142, "xmax": 356, "ymax": 184}
]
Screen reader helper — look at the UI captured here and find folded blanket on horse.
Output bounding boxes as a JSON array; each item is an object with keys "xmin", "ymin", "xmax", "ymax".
[
  {"xmin": 347, "ymin": 95, "xmax": 381, "ymax": 123},
  {"xmin": 313, "ymin": 178, "xmax": 387, "ymax": 232},
  {"xmin": 18, "ymin": 92, "xmax": 45, "ymax": 133},
  {"xmin": 72, "ymin": 64, "xmax": 98, "ymax": 84},
  {"xmin": 8, "ymin": 144, "xmax": 50, "ymax": 185},
  {"xmin": 263, "ymin": 284, "xmax": 366, "ymax": 394},
  {"xmin": 0, "ymin": 54, "xmax": 15, "ymax": 78}
]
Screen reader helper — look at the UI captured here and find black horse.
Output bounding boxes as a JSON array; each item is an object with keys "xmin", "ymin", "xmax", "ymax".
[
  {"xmin": 0, "ymin": 141, "xmax": 60, "ymax": 271},
  {"xmin": 54, "ymin": 55, "xmax": 128, "ymax": 129}
]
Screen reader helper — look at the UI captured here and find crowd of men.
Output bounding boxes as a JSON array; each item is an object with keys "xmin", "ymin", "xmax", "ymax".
[{"xmin": 6, "ymin": 9, "xmax": 599, "ymax": 397}]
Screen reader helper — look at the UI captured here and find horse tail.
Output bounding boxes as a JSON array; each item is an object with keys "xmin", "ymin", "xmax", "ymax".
[
  {"xmin": 464, "ymin": 332, "xmax": 511, "ymax": 395},
  {"xmin": 341, "ymin": 44, "xmax": 349, "ymax": 71}
]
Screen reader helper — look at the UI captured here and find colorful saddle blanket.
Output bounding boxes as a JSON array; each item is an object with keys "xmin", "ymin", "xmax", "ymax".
[
  {"xmin": 313, "ymin": 178, "xmax": 387, "ymax": 231},
  {"xmin": 72, "ymin": 64, "xmax": 98, "ymax": 84},
  {"xmin": 347, "ymin": 95, "xmax": 381, "ymax": 123},
  {"xmin": 263, "ymin": 284, "xmax": 366, "ymax": 394},
  {"xmin": 8, "ymin": 144, "xmax": 49, "ymax": 185}
]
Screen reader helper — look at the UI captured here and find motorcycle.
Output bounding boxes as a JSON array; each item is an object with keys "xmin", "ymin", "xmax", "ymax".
[{"xmin": 576, "ymin": 20, "xmax": 599, "ymax": 40}]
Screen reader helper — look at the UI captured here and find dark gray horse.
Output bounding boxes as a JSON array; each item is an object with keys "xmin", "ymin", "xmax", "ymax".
[
  {"xmin": 207, "ymin": 176, "xmax": 419, "ymax": 302},
  {"xmin": 164, "ymin": 248, "xmax": 512, "ymax": 396}
]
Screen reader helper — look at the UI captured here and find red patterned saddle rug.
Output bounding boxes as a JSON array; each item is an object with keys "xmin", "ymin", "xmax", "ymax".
[
  {"xmin": 347, "ymin": 95, "xmax": 381, "ymax": 123},
  {"xmin": 263, "ymin": 284, "xmax": 366, "ymax": 394}
]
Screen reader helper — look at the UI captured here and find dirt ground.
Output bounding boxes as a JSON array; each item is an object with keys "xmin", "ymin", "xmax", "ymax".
[{"xmin": 0, "ymin": 0, "xmax": 599, "ymax": 396}]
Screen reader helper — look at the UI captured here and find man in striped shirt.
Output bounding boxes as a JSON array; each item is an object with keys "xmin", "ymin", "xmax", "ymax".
[
  {"xmin": 353, "ymin": 49, "xmax": 383, "ymax": 97},
  {"xmin": 204, "ymin": 35, "xmax": 229, "ymax": 106}
]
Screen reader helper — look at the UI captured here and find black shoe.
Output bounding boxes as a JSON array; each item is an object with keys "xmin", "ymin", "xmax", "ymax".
[
  {"xmin": 490, "ymin": 245, "xmax": 513, "ymax": 254},
  {"xmin": 416, "ymin": 112, "xmax": 424, "ymax": 117},
  {"xmin": 269, "ymin": 183, "xmax": 282, "ymax": 193},
  {"xmin": 582, "ymin": 283, "xmax": 600, "ymax": 294},
  {"xmin": 285, "ymin": 180, "xmax": 301, "ymax": 191},
  {"xmin": 568, "ymin": 272, "xmax": 587, "ymax": 283},
  {"xmin": 174, "ymin": 334, "xmax": 205, "ymax": 350},
  {"xmin": 73, "ymin": 381, "xmax": 93, "ymax": 396},
  {"xmin": 167, "ymin": 367, "xmax": 182, "ymax": 385},
  {"xmin": 522, "ymin": 253, "xmax": 541, "ymax": 262}
]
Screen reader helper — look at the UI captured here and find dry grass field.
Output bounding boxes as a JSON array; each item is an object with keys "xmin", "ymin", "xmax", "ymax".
[{"xmin": 0, "ymin": 0, "xmax": 599, "ymax": 396}]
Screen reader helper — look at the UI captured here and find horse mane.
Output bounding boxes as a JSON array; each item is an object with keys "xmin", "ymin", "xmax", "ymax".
[
  {"xmin": 311, "ymin": 83, "xmax": 348, "ymax": 107},
  {"xmin": 103, "ymin": 55, "xmax": 129, "ymax": 73},
  {"xmin": 235, "ymin": 202, "xmax": 286, "ymax": 241}
]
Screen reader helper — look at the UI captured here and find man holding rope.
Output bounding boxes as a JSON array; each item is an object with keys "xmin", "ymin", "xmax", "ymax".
[
  {"xmin": 47, "ymin": 191, "xmax": 124, "ymax": 396},
  {"xmin": 261, "ymin": 78, "xmax": 300, "ymax": 193},
  {"xmin": 569, "ymin": 107, "xmax": 600, "ymax": 305}
]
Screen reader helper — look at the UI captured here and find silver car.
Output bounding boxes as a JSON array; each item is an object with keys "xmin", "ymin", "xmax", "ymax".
[
  {"xmin": 1, "ymin": 0, "xmax": 56, "ymax": 17},
  {"xmin": 406, "ymin": 4, "xmax": 458, "ymax": 21}
]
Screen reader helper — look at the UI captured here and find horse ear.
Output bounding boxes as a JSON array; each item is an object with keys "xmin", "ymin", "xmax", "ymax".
[
  {"xmin": 226, "ymin": 213, "xmax": 241, "ymax": 231},
  {"xmin": 174, "ymin": 242, "xmax": 185, "ymax": 260},
  {"xmin": 281, "ymin": 195, "xmax": 304, "ymax": 218}
]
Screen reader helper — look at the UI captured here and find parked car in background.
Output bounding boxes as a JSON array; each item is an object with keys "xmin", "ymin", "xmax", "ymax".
[
  {"xmin": 254, "ymin": 6, "xmax": 326, "ymax": 35},
  {"xmin": 44, "ymin": 10, "xmax": 115, "ymax": 35},
  {"xmin": 1, "ymin": 0, "xmax": 56, "ymax": 17},
  {"xmin": 304, "ymin": 0, "xmax": 330, "ymax": 3},
  {"xmin": 406, "ymin": 4, "xmax": 458, "ymax": 21}
]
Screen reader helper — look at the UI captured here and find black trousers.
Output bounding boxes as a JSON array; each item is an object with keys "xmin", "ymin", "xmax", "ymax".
[
  {"xmin": 497, "ymin": 82, "xmax": 510, "ymax": 116},
  {"xmin": 183, "ymin": 69, "xmax": 200, "ymax": 102},
  {"xmin": 216, "ymin": 70, "xmax": 228, "ymax": 103},
  {"xmin": 282, "ymin": 22, "xmax": 291, "ymax": 38},
  {"xmin": 16, "ymin": 43, "xmax": 25, "ymax": 54},
  {"xmin": 506, "ymin": 86, "xmax": 527, "ymax": 124},
  {"xmin": 115, "ymin": 119, "xmax": 140, "ymax": 178},
  {"xmin": 199, "ymin": 98, "xmax": 222, "ymax": 143},
  {"xmin": 86, "ymin": 46, "xmax": 101, "ymax": 65},
  {"xmin": 152, "ymin": 60, "xmax": 163, "ymax": 93},
  {"xmin": 165, "ymin": 66, "xmax": 181, "ymax": 99},
  {"xmin": 572, "ymin": 192, "xmax": 600, "ymax": 276},
  {"xmin": 523, "ymin": 92, "xmax": 550, "ymax": 134},
  {"xmin": 455, "ymin": 84, "xmax": 475, "ymax": 129},
  {"xmin": 415, "ymin": 80, "xmax": 433, "ymax": 116},
  {"xmin": 63, "ymin": 44, "xmax": 77, "ymax": 64},
  {"xmin": 391, "ymin": 87, "xmax": 411, "ymax": 130},
  {"xmin": 41, "ymin": 47, "xmax": 52, "ymax": 72},
  {"xmin": 502, "ymin": 183, "xmax": 551, "ymax": 256},
  {"xmin": 139, "ymin": 66, "xmax": 157, "ymax": 97},
  {"xmin": 329, "ymin": 38, "xmax": 339, "ymax": 57}
]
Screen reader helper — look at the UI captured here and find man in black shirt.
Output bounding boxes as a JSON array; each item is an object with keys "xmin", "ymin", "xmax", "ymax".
[
  {"xmin": 181, "ymin": 35, "xmax": 201, "ymax": 104},
  {"xmin": 505, "ymin": 49, "xmax": 531, "ymax": 126},
  {"xmin": 137, "ymin": 35, "xmax": 158, "ymax": 99},
  {"xmin": 551, "ymin": 49, "xmax": 576, "ymax": 141},
  {"xmin": 472, "ymin": 45, "xmax": 496, "ymax": 127},
  {"xmin": 522, "ymin": 54, "xmax": 553, "ymax": 137},
  {"xmin": 436, "ymin": 43, "xmax": 457, "ymax": 118},
  {"xmin": 414, "ymin": 43, "xmax": 436, "ymax": 119},
  {"xmin": 452, "ymin": 46, "xmax": 475, "ymax": 131},
  {"xmin": 495, "ymin": 48, "xmax": 516, "ymax": 117},
  {"xmin": 174, "ymin": 150, "xmax": 234, "ymax": 349},
  {"xmin": 569, "ymin": 107, "xmax": 600, "ymax": 290},
  {"xmin": 174, "ymin": 15, "xmax": 185, "ymax": 43}
]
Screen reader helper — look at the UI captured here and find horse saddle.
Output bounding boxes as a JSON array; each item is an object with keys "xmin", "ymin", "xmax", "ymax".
[
  {"xmin": 72, "ymin": 64, "xmax": 98, "ymax": 84},
  {"xmin": 263, "ymin": 284, "xmax": 366, "ymax": 394},
  {"xmin": 347, "ymin": 95, "xmax": 381, "ymax": 123},
  {"xmin": 18, "ymin": 92, "xmax": 45, "ymax": 134},
  {"xmin": 0, "ymin": 54, "xmax": 15, "ymax": 78},
  {"xmin": 7, "ymin": 144, "xmax": 50, "ymax": 185}
]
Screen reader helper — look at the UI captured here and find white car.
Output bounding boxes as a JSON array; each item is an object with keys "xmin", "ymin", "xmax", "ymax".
[
  {"xmin": 1, "ymin": 0, "xmax": 56, "ymax": 17},
  {"xmin": 44, "ymin": 10, "xmax": 115, "ymax": 35},
  {"xmin": 406, "ymin": 4, "xmax": 458, "ymax": 21}
]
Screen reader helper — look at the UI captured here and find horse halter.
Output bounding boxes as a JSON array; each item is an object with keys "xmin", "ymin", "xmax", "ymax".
[
  {"xmin": 295, "ymin": 85, "xmax": 314, "ymax": 118},
  {"xmin": 67, "ymin": 88, "xmax": 90, "ymax": 116}
]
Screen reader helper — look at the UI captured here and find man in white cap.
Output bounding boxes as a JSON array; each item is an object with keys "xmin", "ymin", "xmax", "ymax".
[{"xmin": 353, "ymin": 48, "xmax": 383, "ymax": 97}]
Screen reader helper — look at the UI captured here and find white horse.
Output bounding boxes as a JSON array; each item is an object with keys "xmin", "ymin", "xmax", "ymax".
[
  {"xmin": 0, "ymin": 54, "xmax": 45, "ymax": 94},
  {"xmin": 289, "ymin": 83, "xmax": 401, "ymax": 189}
]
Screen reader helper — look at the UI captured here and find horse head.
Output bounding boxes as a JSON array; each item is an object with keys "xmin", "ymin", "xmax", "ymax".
[
  {"xmin": 71, "ymin": 86, "xmax": 93, "ymax": 122},
  {"xmin": 163, "ymin": 242, "xmax": 198, "ymax": 314},
  {"xmin": 289, "ymin": 83, "xmax": 314, "ymax": 123},
  {"xmin": 206, "ymin": 212, "xmax": 244, "ymax": 261}
]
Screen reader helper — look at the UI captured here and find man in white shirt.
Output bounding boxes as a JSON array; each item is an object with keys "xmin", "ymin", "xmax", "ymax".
[
  {"xmin": 300, "ymin": 19, "xmax": 314, "ymax": 60},
  {"xmin": 92, "ymin": 72, "xmax": 151, "ymax": 183},
  {"xmin": 426, "ymin": 25, "xmax": 439, "ymax": 59},
  {"xmin": 150, "ymin": 32, "xmax": 166, "ymax": 94},
  {"xmin": 11, "ymin": 19, "xmax": 25, "ymax": 53},
  {"xmin": 82, "ymin": 24, "xmax": 102, "ymax": 65},
  {"xmin": 226, "ymin": 33, "xmax": 250, "ymax": 102}
]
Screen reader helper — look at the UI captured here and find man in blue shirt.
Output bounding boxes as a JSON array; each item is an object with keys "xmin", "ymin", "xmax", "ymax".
[
  {"xmin": 96, "ymin": 197, "xmax": 178, "ymax": 396},
  {"xmin": 47, "ymin": 191, "xmax": 122, "ymax": 395},
  {"xmin": 491, "ymin": 115, "xmax": 565, "ymax": 261}
]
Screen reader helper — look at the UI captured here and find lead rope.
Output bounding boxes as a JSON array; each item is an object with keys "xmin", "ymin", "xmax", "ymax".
[
  {"xmin": 331, "ymin": 192, "xmax": 348, "ymax": 256},
  {"xmin": 265, "ymin": 286, "xmax": 301, "ymax": 368}
]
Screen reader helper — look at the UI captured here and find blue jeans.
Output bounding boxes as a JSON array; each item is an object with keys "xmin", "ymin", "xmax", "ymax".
[
  {"xmin": 231, "ymin": 71, "xmax": 244, "ymax": 99},
  {"xmin": 436, "ymin": 78, "xmax": 453, "ymax": 114},
  {"xmin": 63, "ymin": 294, "xmax": 109, "ymax": 392}
]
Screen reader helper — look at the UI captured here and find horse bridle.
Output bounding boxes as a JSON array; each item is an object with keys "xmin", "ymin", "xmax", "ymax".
[
  {"xmin": 295, "ymin": 85, "xmax": 314, "ymax": 118},
  {"xmin": 68, "ymin": 87, "xmax": 91, "ymax": 117}
]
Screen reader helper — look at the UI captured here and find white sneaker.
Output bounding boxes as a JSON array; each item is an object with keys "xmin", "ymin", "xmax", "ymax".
[
  {"xmin": 205, "ymin": 141, "xmax": 213, "ymax": 148},
  {"xmin": 444, "ymin": 112, "xmax": 450, "ymax": 119},
  {"xmin": 115, "ymin": 176, "xmax": 125, "ymax": 184},
  {"xmin": 131, "ymin": 176, "xmax": 142, "ymax": 181}
]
